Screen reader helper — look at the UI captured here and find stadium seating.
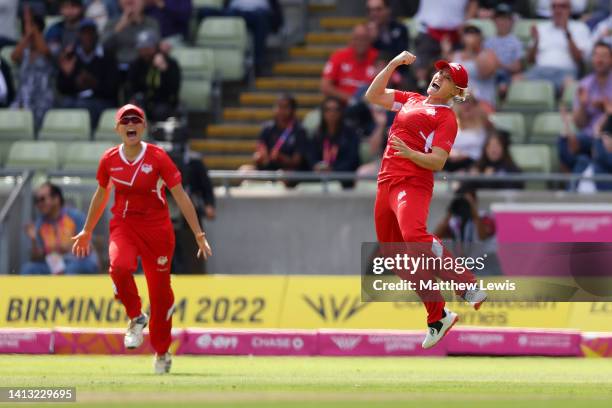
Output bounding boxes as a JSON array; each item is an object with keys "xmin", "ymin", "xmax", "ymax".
[
  {"xmin": 38, "ymin": 109, "xmax": 91, "ymax": 141},
  {"xmin": 489, "ymin": 112, "xmax": 526, "ymax": 144},
  {"xmin": 193, "ymin": 0, "xmax": 224, "ymax": 8},
  {"xmin": 530, "ymin": 112, "xmax": 574, "ymax": 144},
  {"xmin": 0, "ymin": 109, "xmax": 35, "ymax": 166},
  {"xmin": 172, "ymin": 47, "xmax": 216, "ymax": 81},
  {"xmin": 93, "ymin": 109, "xmax": 119, "ymax": 141},
  {"xmin": 180, "ymin": 79, "xmax": 214, "ymax": 112},
  {"xmin": 5, "ymin": 141, "xmax": 59, "ymax": 170},
  {"xmin": 502, "ymin": 80, "xmax": 555, "ymax": 112},
  {"xmin": 510, "ymin": 144, "xmax": 552, "ymax": 173},
  {"xmin": 512, "ymin": 18, "xmax": 541, "ymax": 46},
  {"xmin": 466, "ymin": 18, "xmax": 496, "ymax": 38},
  {"xmin": 195, "ymin": 17, "xmax": 248, "ymax": 81},
  {"xmin": 561, "ymin": 81, "xmax": 577, "ymax": 109},
  {"xmin": 62, "ymin": 142, "xmax": 113, "ymax": 171}
]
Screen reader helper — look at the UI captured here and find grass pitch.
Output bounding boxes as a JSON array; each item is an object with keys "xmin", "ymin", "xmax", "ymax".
[{"xmin": 0, "ymin": 355, "xmax": 611, "ymax": 407}]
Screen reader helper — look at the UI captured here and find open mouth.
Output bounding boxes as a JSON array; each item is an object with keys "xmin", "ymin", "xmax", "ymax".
[
  {"xmin": 127, "ymin": 130, "xmax": 137, "ymax": 138},
  {"xmin": 431, "ymin": 82, "xmax": 441, "ymax": 91}
]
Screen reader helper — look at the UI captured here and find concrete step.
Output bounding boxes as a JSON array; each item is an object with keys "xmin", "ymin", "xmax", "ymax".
[
  {"xmin": 191, "ymin": 139, "xmax": 256, "ymax": 154},
  {"xmin": 289, "ymin": 46, "xmax": 338, "ymax": 59},
  {"xmin": 255, "ymin": 77, "xmax": 321, "ymax": 91},
  {"xmin": 273, "ymin": 62, "xmax": 325, "ymax": 76},
  {"xmin": 306, "ymin": 32, "xmax": 350, "ymax": 45},
  {"xmin": 223, "ymin": 108, "xmax": 309, "ymax": 122},
  {"xmin": 319, "ymin": 16, "xmax": 365, "ymax": 30},
  {"xmin": 240, "ymin": 92, "xmax": 323, "ymax": 107},
  {"xmin": 207, "ymin": 124, "xmax": 260, "ymax": 138},
  {"xmin": 203, "ymin": 155, "xmax": 251, "ymax": 170}
]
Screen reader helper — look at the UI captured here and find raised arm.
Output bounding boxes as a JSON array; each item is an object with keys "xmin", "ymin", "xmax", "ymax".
[
  {"xmin": 365, "ymin": 51, "xmax": 416, "ymax": 110},
  {"xmin": 72, "ymin": 184, "xmax": 112, "ymax": 257}
]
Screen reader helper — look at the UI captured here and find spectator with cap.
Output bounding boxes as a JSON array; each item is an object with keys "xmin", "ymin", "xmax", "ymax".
[
  {"xmin": 446, "ymin": 25, "xmax": 499, "ymax": 111},
  {"xmin": 11, "ymin": 6, "xmax": 54, "ymax": 131},
  {"xmin": 57, "ymin": 18, "xmax": 119, "ymax": 129},
  {"xmin": 321, "ymin": 24, "xmax": 379, "ymax": 104},
  {"xmin": 484, "ymin": 3, "xmax": 524, "ymax": 98},
  {"xmin": 45, "ymin": 0, "xmax": 85, "ymax": 57},
  {"xmin": 524, "ymin": 0, "xmax": 590, "ymax": 92},
  {"xmin": 21, "ymin": 182, "xmax": 99, "ymax": 275},
  {"xmin": 559, "ymin": 41, "xmax": 612, "ymax": 171},
  {"xmin": 102, "ymin": 0, "xmax": 159, "ymax": 69},
  {"xmin": 144, "ymin": 0, "xmax": 192, "ymax": 42},
  {"xmin": 366, "ymin": 0, "xmax": 409, "ymax": 59},
  {"xmin": 125, "ymin": 29, "xmax": 180, "ymax": 121}
]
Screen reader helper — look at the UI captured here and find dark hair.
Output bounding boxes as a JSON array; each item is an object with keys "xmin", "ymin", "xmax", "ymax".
[
  {"xmin": 463, "ymin": 25, "xmax": 482, "ymax": 35},
  {"xmin": 60, "ymin": 0, "xmax": 83, "ymax": 6},
  {"xmin": 39, "ymin": 182, "xmax": 64, "ymax": 206},
  {"xmin": 475, "ymin": 130, "xmax": 519, "ymax": 171},
  {"xmin": 318, "ymin": 96, "xmax": 345, "ymax": 137},
  {"xmin": 277, "ymin": 93, "xmax": 297, "ymax": 113},
  {"xmin": 593, "ymin": 41, "xmax": 612, "ymax": 54}
]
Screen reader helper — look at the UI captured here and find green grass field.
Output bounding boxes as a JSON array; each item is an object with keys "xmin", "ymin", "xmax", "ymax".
[{"xmin": 0, "ymin": 355, "xmax": 611, "ymax": 407}]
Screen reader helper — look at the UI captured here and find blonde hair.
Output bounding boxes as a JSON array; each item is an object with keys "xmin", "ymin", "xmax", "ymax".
[{"xmin": 453, "ymin": 87, "xmax": 468, "ymax": 103}]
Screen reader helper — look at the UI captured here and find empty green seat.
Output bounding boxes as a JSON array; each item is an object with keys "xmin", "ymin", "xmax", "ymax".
[
  {"xmin": 510, "ymin": 144, "xmax": 552, "ymax": 173},
  {"xmin": 180, "ymin": 79, "xmax": 213, "ymax": 111},
  {"xmin": 503, "ymin": 80, "xmax": 555, "ymax": 112},
  {"xmin": 172, "ymin": 47, "xmax": 215, "ymax": 80},
  {"xmin": 530, "ymin": 112, "xmax": 575, "ymax": 144},
  {"xmin": 62, "ymin": 141, "xmax": 113, "ymax": 171},
  {"xmin": 0, "ymin": 109, "xmax": 35, "ymax": 165},
  {"xmin": 466, "ymin": 18, "xmax": 496, "ymax": 38},
  {"xmin": 6, "ymin": 141, "xmax": 59, "ymax": 170},
  {"xmin": 489, "ymin": 112, "xmax": 526, "ymax": 143},
  {"xmin": 561, "ymin": 81, "xmax": 577, "ymax": 109},
  {"xmin": 38, "ymin": 109, "xmax": 91, "ymax": 141},
  {"xmin": 196, "ymin": 17, "xmax": 248, "ymax": 81},
  {"xmin": 512, "ymin": 18, "xmax": 540, "ymax": 45},
  {"xmin": 193, "ymin": 0, "xmax": 224, "ymax": 8},
  {"xmin": 94, "ymin": 109, "xmax": 119, "ymax": 141}
]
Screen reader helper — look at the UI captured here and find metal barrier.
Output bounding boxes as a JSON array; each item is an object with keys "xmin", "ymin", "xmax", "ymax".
[{"xmin": 0, "ymin": 170, "xmax": 33, "ymax": 274}]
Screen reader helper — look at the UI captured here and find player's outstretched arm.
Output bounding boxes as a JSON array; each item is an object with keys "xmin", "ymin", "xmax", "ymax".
[
  {"xmin": 389, "ymin": 136, "xmax": 449, "ymax": 171},
  {"xmin": 169, "ymin": 184, "xmax": 213, "ymax": 260},
  {"xmin": 72, "ymin": 184, "xmax": 112, "ymax": 257},
  {"xmin": 365, "ymin": 51, "xmax": 416, "ymax": 110}
]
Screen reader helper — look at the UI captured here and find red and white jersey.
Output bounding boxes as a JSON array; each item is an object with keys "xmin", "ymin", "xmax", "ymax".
[
  {"xmin": 378, "ymin": 91, "xmax": 458, "ymax": 187},
  {"xmin": 96, "ymin": 142, "xmax": 182, "ymax": 222},
  {"xmin": 322, "ymin": 46, "xmax": 378, "ymax": 96}
]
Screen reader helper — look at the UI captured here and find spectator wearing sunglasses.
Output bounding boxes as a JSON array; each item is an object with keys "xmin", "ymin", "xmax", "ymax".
[{"xmin": 21, "ymin": 182, "xmax": 99, "ymax": 275}]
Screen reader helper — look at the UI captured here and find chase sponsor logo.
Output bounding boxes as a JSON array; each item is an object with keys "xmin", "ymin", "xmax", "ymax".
[
  {"xmin": 302, "ymin": 295, "xmax": 368, "ymax": 322},
  {"xmin": 251, "ymin": 336, "xmax": 305, "ymax": 351}
]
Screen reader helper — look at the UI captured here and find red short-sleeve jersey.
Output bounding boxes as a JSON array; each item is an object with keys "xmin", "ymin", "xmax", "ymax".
[
  {"xmin": 378, "ymin": 91, "xmax": 458, "ymax": 188},
  {"xmin": 322, "ymin": 47, "xmax": 378, "ymax": 96},
  {"xmin": 97, "ymin": 142, "xmax": 182, "ymax": 222}
]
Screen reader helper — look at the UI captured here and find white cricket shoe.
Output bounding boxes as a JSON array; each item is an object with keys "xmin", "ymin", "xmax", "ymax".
[
  {"xmin": 154, "ymin": 352, "xmax": 172, "ymax": 374},
  {"xmin": 124, "ymin": 313, "xmax": 148, "ymax": 349},
  {"xmin": 421, "ymin": 308, "xmax": 459, "ymax": 349},
  {"xmin": 463, "ymin": 288, "xmax": 488, "ymax": 310}
]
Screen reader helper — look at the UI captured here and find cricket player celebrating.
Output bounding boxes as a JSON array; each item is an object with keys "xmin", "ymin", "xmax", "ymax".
[
  {"xmin": 365, "ymin": 51, "xmax": 487, "ymax": 348},
  {"xmin": 71, "ymin": 104, "xmax": 212, "ymax": 373}
]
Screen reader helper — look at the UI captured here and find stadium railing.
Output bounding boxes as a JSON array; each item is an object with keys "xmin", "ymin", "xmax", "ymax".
[{"xmin": 0, "ymin": 170, "xmax": 33, "ymax": 274}]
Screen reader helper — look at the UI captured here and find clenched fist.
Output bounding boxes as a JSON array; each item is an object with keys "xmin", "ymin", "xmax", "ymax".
[{"xmin": 390, "ymin": 51, "xmax": 416, "ymax": 67}]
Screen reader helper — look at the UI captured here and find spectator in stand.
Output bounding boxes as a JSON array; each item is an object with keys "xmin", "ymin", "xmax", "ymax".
[
  {"xmin": 524, "ymin": 0, "xmax": 590, "ymax": 92},
  {"xmin": 366, "ymin": 0, "xmax": 409, "ymax": 59},
  {"xmin": 57, "ymin": 19, "xmax": 119, "ymax": 129},
  {"xmin": 469, "ymin": 130, "xmax": 524, "ymax": 189},
  {"xmin": 0, "ymin": 55, "xmax": 15, "ymax": 107},
  {"xmin": 102, "ymin": 0, "xmax": 159, "ymax": 69},
  {"xmin": 21, "ymin": 182, "xmax": 99, "ymax": 275},
  {"xmin": 445, "ymin": 95, "xmax": 492, "ymax": 171},
  {"xmin": 0, "ymin": 0, "xmax": 18, "ymax": 48},
  {"xmin": 475, "ymin": 0, "xmax": 531, "ymax": 18},
  {"xmin": 242, "ymin": 94, "xmax": 309, "ymax": 172},
  {"xmin": 45, "ymin": 0, "xmax": 85, "ymax": 57},
  {"xmin": 584, "ymin": 0, "xmax": 610, "ymax": 30},
  {"xmin": 591, "ymin": 10, "xmax": 612, "ymax": 48},
  {"xmin": 321, "ymin": 24, "xmax": 378, "ymax": 104},
  {"xmin": 308, "ymin": 96, "xmax": 360, "ymax": 188},
  {"xmin": 10, "ymin": 7, "xmax": 54, "ymax": 130},
  {"xmin": 356, "ymin": 104, "xmax": 389, "ymax": 176},
  {"xmin": 144, "ymin": 0, "xmax": 192, "ymax": 42},
  {"xmin": 84, "ymin": 0, "xmax": 121, "ymax": 33},
  {"xmin": 559, "ymin": 41, "xmax": 612, "ymax": 170},
  {"xmin": 447, "ymin": 24, "xmax": 498, "ymax": 111},
  {"xmin": 535, "ymin": 0, "xmax": 588, "ymax": 18},
  {"xmin": 412, "ymin": 0, "xmax": 478, "ymax": 91},
  {"xmin": 125, "ymin": 29, "xmax": 180, "ymax": 121},
  {"xmin": 570, "ymin": 111, "xmax": 612, "ymax": 192},
  {"xmin": 484, "ymin": 3, "xmax": 524, "ymax": 99}
]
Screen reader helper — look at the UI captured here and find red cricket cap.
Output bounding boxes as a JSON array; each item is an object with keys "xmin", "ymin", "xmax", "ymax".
[
  {"xmin": 115, "ymin": 104, "xmax": 145, "ymax": 123},
  {"xmin": 434, "ymin": 60, "xmax": 469, "ymax": 89}
]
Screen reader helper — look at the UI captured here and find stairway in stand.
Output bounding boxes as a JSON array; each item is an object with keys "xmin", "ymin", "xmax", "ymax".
[{"xmin": 190, "ymin": 3, "xmax": 366, "ymax": 170}]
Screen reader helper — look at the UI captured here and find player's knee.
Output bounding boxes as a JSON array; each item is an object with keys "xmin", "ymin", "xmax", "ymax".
[{"xmin": 109, "ymin": 262, "xmax": 136, "ymax": 277}]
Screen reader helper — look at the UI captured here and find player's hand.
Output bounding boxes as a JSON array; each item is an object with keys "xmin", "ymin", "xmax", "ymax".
[
  {"xmin": 195, "ymin": 232, "xmax": 212, "ymax": 259},
  {"xmin": 389, "ymin": 136, "xmax": 414, "ymax": 159},
  {"xmin": 390, "ymin": 51, "xmax": 416, "ymax": 68},
  {"xmin": 71, "ymin": 230, "xmax": 92, "ymax": 258}
]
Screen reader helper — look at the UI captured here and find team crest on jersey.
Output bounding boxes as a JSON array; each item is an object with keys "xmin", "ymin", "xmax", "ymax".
[
  {"xmin": 142, "ymin": 163, "xmax": 153, "ymax": 174},
  {"xmin": 157, "ymin": 256, "xmax": 168, "ymax": 266},
  {"xmin": 426, "ymin": 108, "xmax": 436, "ymax": 116}
]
